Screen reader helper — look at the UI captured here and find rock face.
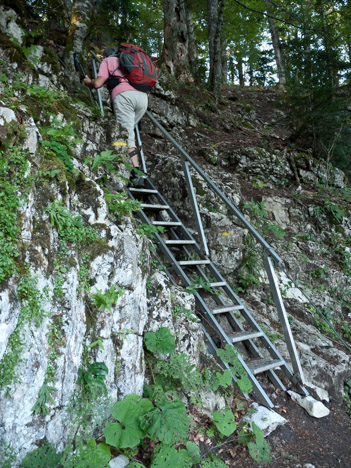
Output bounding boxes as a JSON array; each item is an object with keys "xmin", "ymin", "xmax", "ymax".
[
  {"xmin": 1, "ymin": 6, "xmax": 351, "ymax": 465},
  {"xmin": 0, "ymin": 24, "xmax": 206, "ymax": 462}
]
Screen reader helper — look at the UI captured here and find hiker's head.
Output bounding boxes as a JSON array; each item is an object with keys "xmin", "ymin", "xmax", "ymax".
[{"xmin": 103, "ymin": 47, "xmax": 118, "ymax": 58}]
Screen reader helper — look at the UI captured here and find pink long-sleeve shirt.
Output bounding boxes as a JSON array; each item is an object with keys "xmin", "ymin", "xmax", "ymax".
[{"xmin": 98, "ymin": 56, "xmax": 136, "ymax": 100}]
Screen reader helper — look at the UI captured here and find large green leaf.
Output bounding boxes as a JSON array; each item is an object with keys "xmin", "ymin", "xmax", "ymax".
[
  {"xmin": 21, "ymin": 444, "xmax": 61, "ymax": 468},
  {"xmin": 144, "ymin": 327, "xmax": 176, "ymax": 354},
  {"xmin": 140, "ymin": 400, "xmax": 189, "ymax": 444},
  {"xmin": 247, "ymin": 422, "xmax": 272, "ymax": 463},
  {"xmin": 151, "ymin": 444, "xmax": 192, "ymax": 468},
  {"xmin": 212, "ymin": 408, "xmax": 237, "ymax": 436},
  {"xmin": 200, "ymin": 456, "xmax": 227, "ymax": 467},
  {"xmin": 104, "ymin": 394, "xmax": 153, "ymax": 449}
]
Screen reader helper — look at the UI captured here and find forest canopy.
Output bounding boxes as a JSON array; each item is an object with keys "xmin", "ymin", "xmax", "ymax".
[{"xmin": 4, "ymin": 0, "xmax": 351, "ymax": 176}]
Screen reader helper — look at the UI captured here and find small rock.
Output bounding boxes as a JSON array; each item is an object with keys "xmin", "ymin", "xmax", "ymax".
[
  {"xmin": 288, "ymin": 391, "xmax": 330, "ymax": 418},
  {"xmin": 305, "ymin": 381, "xmax": 329, "ymax": 402},
  {"xmin": 109, "ymin": 455, "xmax": 130, "ymax": 468},
  {"xmin": 243, "ymin": 402, "xmax": 287, "ymax": 437},
  {"xmin": 0, "ymin": 107, "xmax": 17, "ymax": 125}
]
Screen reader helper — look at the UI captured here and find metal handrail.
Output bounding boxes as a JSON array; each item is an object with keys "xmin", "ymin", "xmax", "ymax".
[
  {"xmin": 146, "ymin": 110, "xmax": 283, "ymax": 265},
  {"xmin": 145, "ymin": 109, "xmax": 308, "ymax": 385}
]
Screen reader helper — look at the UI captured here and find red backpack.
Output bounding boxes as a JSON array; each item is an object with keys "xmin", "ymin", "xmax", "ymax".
[{"xmin": 117, "ymin": 43, "xmax": 157, "ymax": 92}]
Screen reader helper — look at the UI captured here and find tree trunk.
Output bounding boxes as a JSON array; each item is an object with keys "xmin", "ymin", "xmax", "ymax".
[
  {"xmin": 221, "ymin": 39, "xmax": 228, "ymax": 84},
  {"xmin": 185, "ymin": 1, "xmax": 198, "ymax": 78},
  {"xmin": 64, "ymin": 0, "xmax": 95, "ymax": 73},
  {"xmin": 317, "ymin": 0, "xmax": 336, "ymax": 89},
  {"xmin": 207, "ymin": 0, "xmax": 225, "ymax": 94},
  {"xmin": 162, "ymin": 0, "xmax": 192, "ymax": 81},
  {"xmin": 264, "ymin": 0, "xmax": 286, "ymax": 87},
  {"xmin": 237, "ymin": 57, "xmax": 244, "ymax": 86}
]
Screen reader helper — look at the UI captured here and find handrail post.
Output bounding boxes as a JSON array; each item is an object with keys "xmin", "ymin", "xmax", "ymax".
[
  {"xmin": 263, "ymin": 252, "xmax": 305, "ymax": 386},
  {"xmin": 182, "ymin": 160, "xmax": 209, "ymax": 256},
  {"xmin": 135, "ymin": 125, "xmax": 147, "ymax": 174},
  {"xmin": 92, "ymin": 57, "xmax": 104, "ymax": 117}
]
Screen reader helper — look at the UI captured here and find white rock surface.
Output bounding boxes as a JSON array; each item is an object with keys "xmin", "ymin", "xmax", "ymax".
[
  {"xmin": 0, "ymin": 106, "xmax": 17, "ymax": 125},
  {"xmin": 243, "ymin": 402, "xmax": 287, "ymax": 436},
  {"xmin": 304, "ymin": 381, "xmax": 330, "ymax": 402},
  {"xmin": 0, "ymin": 7, "xmax": 24, "ymax": 45},
  {"xmin": 109, "ymin": 455, "xmax": 130, "ymax": 468},
  {"xmin": 288, "ymin": 391, "xmax": 330, "ymax": 418}
]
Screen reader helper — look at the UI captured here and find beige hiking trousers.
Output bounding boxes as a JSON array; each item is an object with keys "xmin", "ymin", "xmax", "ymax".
[{"xmin": 112, "ymin": 90, "xmax": 148, "ymax": 148}]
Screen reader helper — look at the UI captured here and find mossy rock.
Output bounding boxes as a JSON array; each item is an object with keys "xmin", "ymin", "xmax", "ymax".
[{"xmin": 0, "ymin": 120, "xmax": 27, "ymax": 152}]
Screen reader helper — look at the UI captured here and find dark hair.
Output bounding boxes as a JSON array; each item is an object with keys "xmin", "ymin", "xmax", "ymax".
[{"xmin": 103, "ymin": 47, "xmax": 118, "ymax": 58}]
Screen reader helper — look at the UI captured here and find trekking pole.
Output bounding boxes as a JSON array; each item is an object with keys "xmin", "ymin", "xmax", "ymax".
[
  {"xmin": 73, "ymin": 51, "xmax": 96, "ymax": 106},
  {"xmin": 91, "ymin": 56, "xmax": 104, "ymax": 116}
]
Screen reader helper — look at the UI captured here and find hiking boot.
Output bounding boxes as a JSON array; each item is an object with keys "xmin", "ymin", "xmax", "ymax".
[{"xmin": 130, "ymin": 174, "xmax": 145, "ymax": 188}]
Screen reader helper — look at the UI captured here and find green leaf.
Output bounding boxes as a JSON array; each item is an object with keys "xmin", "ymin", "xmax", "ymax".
[
  {"xmin": 238, "ymin": 422, "xmax": 252, "ymax": 445},
  {"xmin": 200, "ymin": 456, "xmax": 227, "ymax": 467},
  {"xmin": 61, "ymin": 440, "xmax": 110, "ymax": 468},
  {"xmin": 20, "ymin": 444, "xmax": 61, "ymax": 468},
  {"xmin": 213, "ymin": 369, "xmax": 232, "ymax": 390},
  {"xmin": 144, "ymin": 327, "xmax": 176, "ymax": 354},
  {"xmin": 216, "ymin": 345, "xmax": 252, "ymax": 394},
  {"xmin": 92, "ymin": 285, "xmax": 123, "ymax": 311},
  {"xmin": 236, "ymin": 375, "xmax": 252, "ymax": 394},
  {"xmin": 247, "ymin": 422, "xmax": 272, "ymax": 463},
  {"xmin": 151, "ymin": 444, "xmax": 193, "ymax": 468},
  {"xmin": 185, "ymin": 441, "xmax": 201, "ymax": 464},
  {"xmin": 216, "ymin": 344, "xmax": 238, "ymax": 365},
  {"xmin": 104, "ymin": 394, "xmax": 153, "ymax": 449},
  {"xmin": 140, "ymin": 399, "xmax": 189, "ymax": 444},
  {"xmin": 212, "ymin": 408, "xmax": 237, "ymax": 436}
]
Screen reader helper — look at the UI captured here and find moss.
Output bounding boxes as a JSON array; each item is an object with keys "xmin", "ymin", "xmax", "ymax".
[
  {"xmin": 0, "ymin": 120, "xmax": 27, "ymax": 152},
  {"xmin": 193, "ymin": 178, "xmax": 206, "ymax": 196},
  {"xmin": 74, "ymin": 174, "xmax": 100, "ymax": 207},
  {"xmin": 0, "ymin": 34, "xmax": 24, "ymax": 63},
  {"xmin": 84, "ymin": 238, "xmax": 111, "ymax": 260},
  {"xmin": 42, "ymin": 46, "xmax": 61, "ymax": 74}
]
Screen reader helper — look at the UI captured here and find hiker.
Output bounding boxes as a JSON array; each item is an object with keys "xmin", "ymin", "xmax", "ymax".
[{"xmin": 83, "ymin": 46, "xmax": 148, "ymax": 187}]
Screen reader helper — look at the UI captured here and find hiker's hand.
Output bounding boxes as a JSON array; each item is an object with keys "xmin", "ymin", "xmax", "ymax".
[{"xmin": 83, "ymin": 76, "xmax": 92, "ymax": 87}]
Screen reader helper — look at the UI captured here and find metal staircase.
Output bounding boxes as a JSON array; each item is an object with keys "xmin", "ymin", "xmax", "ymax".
[
  {"xmin": 128, "ymin": 174, "xmax": 308, "ymax": 408},
  {"xmin": 106, "ymin": 105, "xmax": 309, "ymax": 409}
]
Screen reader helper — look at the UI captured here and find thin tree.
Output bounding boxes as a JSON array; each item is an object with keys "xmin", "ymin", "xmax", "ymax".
[
  {"xmin": 264, "ymin": 0, "xmax": 286, "ymax": 87},
  {"xmin": 162, "ymin": 0, "xmax": 193, "ymax": 81},
  {"xmin": 207, "ymin": 0, "xmax": 226, "ymax": 93},
  {"xmin": 64, "ymin": 0, "xmax": 96, "ymax": 73}
]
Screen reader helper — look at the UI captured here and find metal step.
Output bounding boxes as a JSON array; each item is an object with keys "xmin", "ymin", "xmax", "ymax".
[
  {"xmin": 195, "ymin": 281, "xmax": 226, "ymax": 288},
  {"xmin": 212, "ymin": 304, "xmax": 244, "ymax": 314},
  {"xmin": 247, "ymin": 358, "xmax": 285, "ymax": 375},
  {"xmin": 140, "ymin": 203, "xmax": 170, "ymax": 210},
  {"xmin": 179, "ymin": 260, "xmax": 211, "ymax": 266},
  {"xmin": 165, "ymin": 240, "xmax": 196, "ymax": 245},
  {"xmin": 228, "ymin": 330, "xmax": 264, "ymax": 343},
  {"xmin": 152, "ymin": 221, "xmax": 182, "ymax": 227},
  {"xmin": 129, "ymin": 188, "xmax": 158, "ymax": 194}
]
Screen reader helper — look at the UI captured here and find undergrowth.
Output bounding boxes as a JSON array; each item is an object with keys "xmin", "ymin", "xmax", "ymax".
[{"xmin": 18, "ymin": 327, "xmax": 271, "ymax": 467}]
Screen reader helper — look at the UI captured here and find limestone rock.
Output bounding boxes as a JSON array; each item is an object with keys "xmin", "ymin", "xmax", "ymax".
[
  {"xmin": 109, "ymin": 455, "xmax": 130, "ymax": 468},
  {"xmin": 288, "ymin": 391, "xmax": 330, "ymax": 418},
  {"xmin": 243, "ymin": 402, "xmax": 287, "ymax": 437},
  {"xmin": 0, "ymin": 7, "xmax": 24, "ymax": 45},
  {"xmin": 0, "ymin": 106, "xmax": 17, "ymax": 125}
]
